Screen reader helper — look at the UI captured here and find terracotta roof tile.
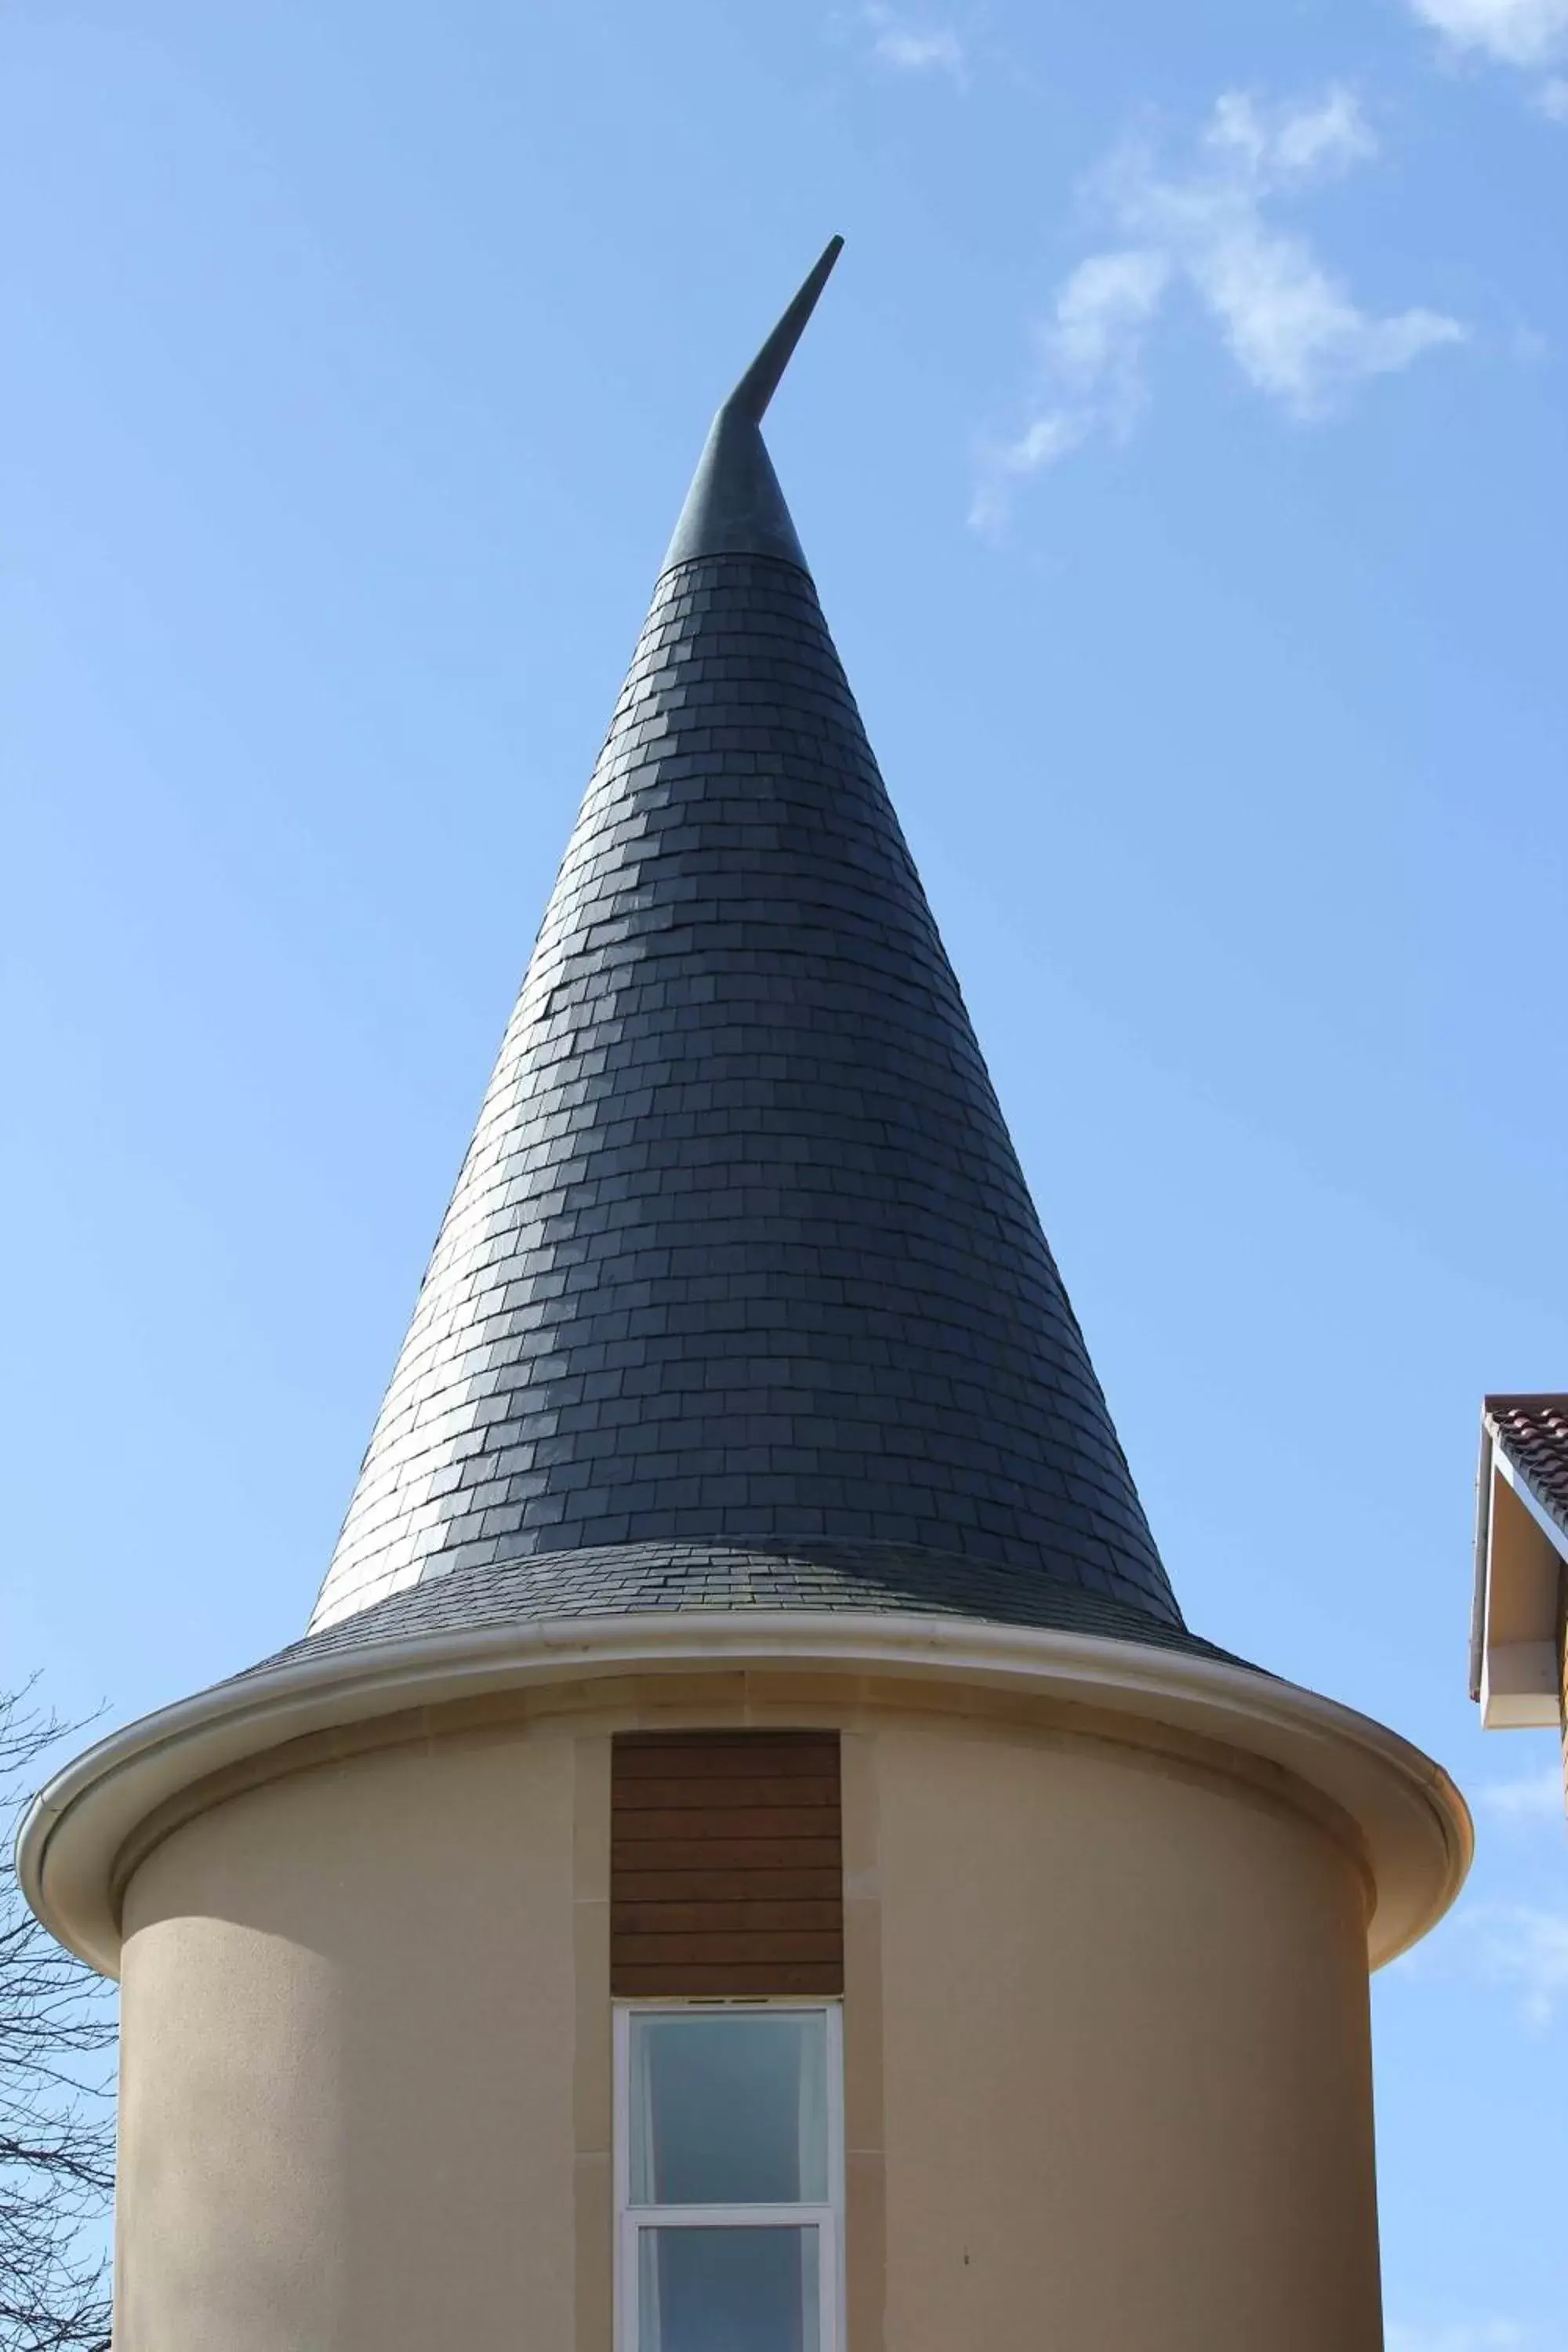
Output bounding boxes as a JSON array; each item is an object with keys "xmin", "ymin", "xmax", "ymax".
[{"xmin": 1486, "ymin": 1394, "xmax": 1568, "ymax": 1542}]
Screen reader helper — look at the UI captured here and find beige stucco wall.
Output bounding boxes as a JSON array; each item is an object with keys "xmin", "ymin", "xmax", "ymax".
[
  {"xmin": 114, "ymin": 1675, "xmax": 1381, "ymax": 2352},
  {"xmin": 872, "ymin": 1711, "xmax": 1381, "ymax": 2352},
  {"xmin": 116, "ymin": 1718, "xmax": 579, "ymax": 2352}
]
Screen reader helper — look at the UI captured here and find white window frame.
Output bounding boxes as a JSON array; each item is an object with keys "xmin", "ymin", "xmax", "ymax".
[{"xmin": 613, "ymin": 2000, "xmax": 844, "ymax": 2352}]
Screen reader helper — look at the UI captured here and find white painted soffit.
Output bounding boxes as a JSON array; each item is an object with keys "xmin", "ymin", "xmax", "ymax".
[
  {"xmin": 1494, "ymin": 1438, "xmax": 1568, "ymax": 1562},
  {"xmin": 1469, "ymin": 1420, "xmax": 1494, "ymax": 1704},
  {"xmin": 1475, "ymin": 1424, "xmax": 1568, "ymax": 1730}
]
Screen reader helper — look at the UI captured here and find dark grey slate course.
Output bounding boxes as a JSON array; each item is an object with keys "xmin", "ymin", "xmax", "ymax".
[{"xmin": 262, "ymin": 1542, "xmax": 1242, "ymax": 1677}]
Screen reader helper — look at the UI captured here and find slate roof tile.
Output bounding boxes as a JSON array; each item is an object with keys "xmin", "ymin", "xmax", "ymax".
[{"xmin": 296, "ymin": 245, "xmax": 1203, "ymax": 1664}]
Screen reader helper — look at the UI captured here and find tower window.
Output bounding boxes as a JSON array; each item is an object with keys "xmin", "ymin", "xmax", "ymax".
[{"xmin": 615, "ymin": 2003, "xmax": 843, "ymax": 2352}]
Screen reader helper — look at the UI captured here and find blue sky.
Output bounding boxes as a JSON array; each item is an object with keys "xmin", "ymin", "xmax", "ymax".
[{"xmin": 5, "ymin": 0, "xmax": 1567, "ymax": 2340}]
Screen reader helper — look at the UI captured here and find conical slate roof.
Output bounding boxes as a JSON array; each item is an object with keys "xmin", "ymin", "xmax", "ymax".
[{"xmin": 306, "ymin": 243, "xmax": 1197, "ymax": 1659}]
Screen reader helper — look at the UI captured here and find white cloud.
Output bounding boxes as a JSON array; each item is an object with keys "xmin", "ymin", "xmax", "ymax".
[
  {"xmin": 1387, "ymin": 2325, "xmax": 1535, "ymax": 2352},
  {"xmin": 1406, "ymin": 0, "xmax": 1568, "ymax": 114},
  {"xmin": 1052, "ymin": 249, "xmax": 1174, "ymax": 380},
  {"xmin": 1204, "ymin": 83, "xmax": 1377, "ymax": 178},
  {"xmin": 1105, "ymin": 91, "xmax": 1465, "ymax": 418},
  {"xmin": 861, "ymin": 3, "xmax": 967, "ymax": 80},
  {"xmin": 1407, "ymin": 0, "xmax": 1568, "ymax": 69},
  {"xmin": 973, "ymin": 89, "xmax": 1465, "ymax": 524},
  {"xmin": 968, "ymin": 249, "xmax": 1170, "ymax": 525},
  {"xmin": 1421, "ymin": 1901, "xmax": 1568, "ymax": 2027},
  {"xmin": 1475, "ymin": 1762, "xmax": 1565, "ymax": 1824},
  {"xmin": 1181, "ymin": 223, "xmax": 1457, "ymax": 411}
]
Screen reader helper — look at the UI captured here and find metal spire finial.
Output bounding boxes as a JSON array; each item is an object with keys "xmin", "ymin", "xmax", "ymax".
[
  {"xmin": 660, "ymin": 237, "xmax": 844, "ymax": 579},
  {"xmin": 729, "ymin": 235, "xmax": 844, "ymax": 424}
]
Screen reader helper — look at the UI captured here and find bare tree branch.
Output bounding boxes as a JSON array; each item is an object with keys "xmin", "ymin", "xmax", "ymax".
[{"xmin": 2, "ymin": 1682, "xmax": 114, "ymax": 2350}]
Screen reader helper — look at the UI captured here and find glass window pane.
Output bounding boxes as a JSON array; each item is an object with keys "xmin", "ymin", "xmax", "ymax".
[
  {"xmin": 629, "ymin": 2013, "xmax": 828, "ymax": 2205},
  {"xmin": 637, "ymin": 2226, "xmax": 820, "ymax": 2352}
]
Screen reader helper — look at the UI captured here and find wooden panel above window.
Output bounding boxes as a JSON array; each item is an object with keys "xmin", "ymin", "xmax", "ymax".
[{"xmin": 610, "ymin": 1730, "xmax": 844, "ymax": 1997}]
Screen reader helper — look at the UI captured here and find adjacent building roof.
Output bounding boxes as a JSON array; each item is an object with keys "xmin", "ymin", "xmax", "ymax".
[
  {"xmin": 1469, "ymin": 1392, "xmax": 1568, "ymax": 1723},
  {"xmin": 1486, "ymin": 1396, "xmax": 1568, "ymax": 1545},
  {"xmin": 305, "ymin": 241, "xmax": 1199, "ymax": 1659}
]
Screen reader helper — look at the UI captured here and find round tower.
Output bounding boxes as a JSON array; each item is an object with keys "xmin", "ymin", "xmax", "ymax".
[{"xmin": 22, "ymin": 241, "xmax": 1468, "ymax": 2352}]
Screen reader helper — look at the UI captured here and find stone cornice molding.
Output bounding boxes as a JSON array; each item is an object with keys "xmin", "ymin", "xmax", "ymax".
[{"xmin": 19, "ymin": 1613, "xmax": 1470, "ymax": 1979}]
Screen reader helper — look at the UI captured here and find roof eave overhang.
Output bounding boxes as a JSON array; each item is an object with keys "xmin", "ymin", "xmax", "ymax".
[
  {"xmin": 1474, "ymin": 1406, "xmax": 1568, "ymax": 1729},
  {"xmin": 1469, "ymin": 1417, "xmax": 1494, "ymax": 1704},
  {"xmin": 20, "ymin": 1611, "xmax": 1471, "ymax": 1982}
]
